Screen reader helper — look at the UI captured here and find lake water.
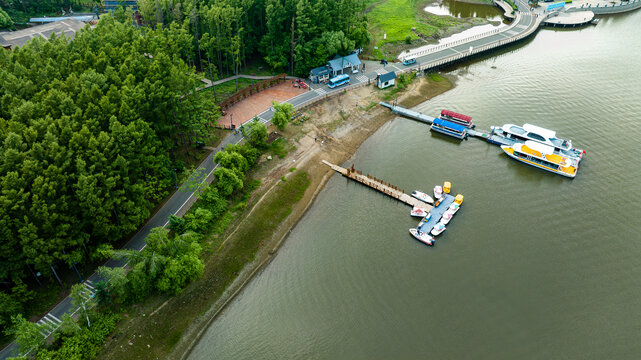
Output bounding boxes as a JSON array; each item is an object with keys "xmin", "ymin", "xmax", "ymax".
[
  {"xmin": 424, "ymin": 0, "xmax": 504, "ymax": 20},
  {"xmin": 189, "ymin": 10, "xmax": 641, "ymax": 360}
]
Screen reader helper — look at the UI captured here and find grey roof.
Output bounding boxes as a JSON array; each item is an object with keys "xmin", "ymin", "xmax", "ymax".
[
  {"xmin": 0, "ymin": 19, "xmax": 86, "ymax": 49},
  {"xmin": 328, "ymin": 53, "xmax": 362, "ymax": 72},
  {"xmin": 379, "ymin": 71, "xmax": 396, "ymax": 82},
  {"xmin": 310, "ymin": 66, "xmax": 330, "ymax": 76}
]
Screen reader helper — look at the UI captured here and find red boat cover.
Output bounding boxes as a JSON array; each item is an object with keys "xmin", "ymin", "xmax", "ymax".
[{"xmin": 441, "ymin": 109, "xmax": 472, "ymax": 123}]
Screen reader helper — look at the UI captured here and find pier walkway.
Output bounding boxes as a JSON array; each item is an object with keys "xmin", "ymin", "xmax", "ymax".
[{"xmin": 322, "ymin": 161, "xmax": 433, "ymax": 211}]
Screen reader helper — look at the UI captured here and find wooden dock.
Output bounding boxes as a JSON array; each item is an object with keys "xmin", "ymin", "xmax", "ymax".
[{"xmin": 322, "ymin": 160, "xmax": 433, "ymax": 211}]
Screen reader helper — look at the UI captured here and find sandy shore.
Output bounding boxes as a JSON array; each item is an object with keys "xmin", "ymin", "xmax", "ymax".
[{"xmin": 172, "ymin": 75, "xmax": 455, "ymax": 359}]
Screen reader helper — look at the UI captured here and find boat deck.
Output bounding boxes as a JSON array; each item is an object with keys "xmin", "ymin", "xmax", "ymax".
[
  {"xmin": 467, "ymin": 129, "xmax": 518, "ymax": 146},
  {"xmin": 416, "ymin": 194, "xmax": 456, "ymax": 235}
]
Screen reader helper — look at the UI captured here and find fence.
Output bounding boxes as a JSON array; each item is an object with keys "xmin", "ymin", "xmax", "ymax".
[
  {"xmin": 399, "ymin": 12, "xmax": 523, "ymax": 59},
  {"xmin": 572, "ymin": 0, "xmax": 641, "ymax": 14}
]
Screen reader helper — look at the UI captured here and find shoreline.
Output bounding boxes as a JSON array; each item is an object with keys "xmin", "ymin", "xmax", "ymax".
[{"xmin": 174, "ymin": 74, "xmax": 456, "ymax": 359}]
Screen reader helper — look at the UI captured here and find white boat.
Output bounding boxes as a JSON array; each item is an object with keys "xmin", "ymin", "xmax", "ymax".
[
  {"xmin": 491, "ymin": 123, "xmax": 584, "ymax": 159},
  {"xmin": 431, "ymin": 222, "xmax": 446, "ymax": 236},
  {"xmin": 409, "ymin": 228, "xmax": 434, "ymax": 246},
  {"xmin": 440, "ymin": 210, "xmax": 453, "ymax": 225},
  {"xmin": 410, "ymin": 207, "xmax": 429, "ymax": 217},
  {"xmin": 448, "ymin": 203, "xmax": 460, "ymax": 214},
  {"xmin": 411, "ymin": 190, "xmax": 434, "ymax": 204},
  {"xmin": 433, "ymin": 185, "xmax": 443, "ymax": 200},
  {"xmin": 423, "ymin": 212, "xmax": 432, "ymax": 222},
  {"xmin": 501, "ymin": 141, "xmax": 579, "ymax": 178}
]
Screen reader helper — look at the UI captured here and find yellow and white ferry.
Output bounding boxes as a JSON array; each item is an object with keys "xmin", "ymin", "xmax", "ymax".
[{"xmin": 501, "ymin": 140, "xmax": 579, "ymax": 178}]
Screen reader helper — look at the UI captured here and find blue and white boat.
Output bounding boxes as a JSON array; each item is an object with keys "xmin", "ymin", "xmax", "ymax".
[
  {"xmin": 431, "ymin": 222, "xmax": 447, "ymax": 236},
  {"xmin": 430, "ymin": 118, "xmax": 468, "ymax": 140}
]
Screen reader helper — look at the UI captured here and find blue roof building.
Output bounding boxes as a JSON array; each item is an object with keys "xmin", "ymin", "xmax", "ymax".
[
  {"xmin": 377, "ymin": 71, "xmax": 396, "ymax": 89},
  {"xmin": 327, "ymin": 53, "xmax": 362, "ymax": 77},
  {"xmin": 309, "ymin": 66, "xmax": 331, "ymax": 83}
]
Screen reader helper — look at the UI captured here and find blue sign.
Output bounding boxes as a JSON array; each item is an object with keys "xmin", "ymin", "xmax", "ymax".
[{"xmin": 546, "ymin": 1, "xmax": 566, "ymax": 10}]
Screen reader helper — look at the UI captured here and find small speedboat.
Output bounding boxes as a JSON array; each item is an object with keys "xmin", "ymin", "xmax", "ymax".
[
  {"xmin": 434, "ymin": 185, "xmax": 443, "ymax": 200},
  {"xmin": 449, "ymin": 203, "xmax": 460, "ymax": 214},
  {"xmin": 410, "ymin": 207, "xmax": 429, "ymax": 217},
  {"xmin": 411, "ymin": 190, "xmax": 434, "ymax": 204},
  {"xmin": 440, "ymin": 210, "xmax": 453, "ymax": 225},
  {"xmin": 409, "ymin": 228, "xmax": 434, "ymax": 246},
  {"xmin": 431, "ymin": 222, "xmax": 446, "ymax": 236},
  {"xmin": 423, "ymin": 212, "xmax": 432, "ymax": 222}
]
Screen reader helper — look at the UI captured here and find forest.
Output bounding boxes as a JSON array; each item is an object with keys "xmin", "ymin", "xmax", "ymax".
[{"xmin": 1, "ymin": 0, "xmax": 369, "ymax": 341}]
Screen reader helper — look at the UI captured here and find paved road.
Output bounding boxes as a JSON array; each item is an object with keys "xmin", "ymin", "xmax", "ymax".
[{"xmin": 0, "ymin": 3, "xmax": 553, "ymax": 358}]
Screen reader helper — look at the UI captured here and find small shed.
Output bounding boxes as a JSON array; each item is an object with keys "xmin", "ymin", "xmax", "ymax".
[
  {"xmin": 377, "ymin": 72, "xmax": 396, "ymax": 89},
  {"xmin": 309, "ymin": 66, "xmax": 331, "ymax": 83}
]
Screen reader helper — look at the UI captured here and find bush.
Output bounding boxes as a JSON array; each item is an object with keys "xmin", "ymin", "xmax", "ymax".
[{"xmin": 405, "ymin": 35, "xmax": 412, "ymax": 44}]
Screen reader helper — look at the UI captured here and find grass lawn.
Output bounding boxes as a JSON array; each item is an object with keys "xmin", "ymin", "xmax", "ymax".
[
  {"xmin": 365, "ymin": 0, "xmax": 463, "ymax": 59},
  {"xmin": 210, "ymin": 77, "xmax": 256, "ymax": 100}
]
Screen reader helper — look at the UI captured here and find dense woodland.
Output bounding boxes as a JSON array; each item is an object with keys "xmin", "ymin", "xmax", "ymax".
[
  {"xmin": 136, "ymin": 0, "xmax": 370, "ymax": 76},
  {"xmin": 1, "ymin": 0, "xmax": 369, "ymax": 337}
]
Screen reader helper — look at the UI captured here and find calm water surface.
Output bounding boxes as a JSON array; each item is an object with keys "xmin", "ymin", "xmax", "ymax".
[
  {"xmin": 425, "ymin": 0, "xmax": 503, "ymax": 20},
  {"xmin": 190, "ymin": 12, "xmax": 641, "ymax": 360}
]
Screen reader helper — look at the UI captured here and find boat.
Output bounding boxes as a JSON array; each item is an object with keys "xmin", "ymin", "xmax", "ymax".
[
  {"xmin": 423, "ymin": 212, "xmax": 432, "ymax": 222},
  {"xmin": 410, "ymin": 207, "xmax": 429, "ymax": 217},
  {"xmin": 440, "ymin": 210, "xmax": 454, "ymax": 225},
  {"xmin": 440, "ymin": 109, "xmax": 474, "ymax": 128},
  {"xmin": 431, "ymin": 222, "xmax": 446, "ymax": 236},
  {"xmin": 411, "ymin": 190, "xmax": 434, "ymax": 204},
  {"xmin": 501, "ymin": 140, "xmax": 579, "ymax": 178},
  {"xmin": 454, "ymin": 194, "xmax": 464, "ymax": 205},
  {"xmin": 409, "ymin": 228, "xmax": 434, "ymax": 246},
  {"xmin": 491, "ymin": 123, "xmax": 584, "ymax": 159},
  {"xmin": 430, "ymin": 118, "xmax": 468, "ymax": 140},
  {"xmin": 443, "ymin": 181, "xmax": 451, "ymax": 194},
  {"xmin": 448, "ymin": 203, "xmax": 460, "ymax": 214},
  {"xmin": 434, "ymin": 185, "xmax": 443, "ymax": 200}
]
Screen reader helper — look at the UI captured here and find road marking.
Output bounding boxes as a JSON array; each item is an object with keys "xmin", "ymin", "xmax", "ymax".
[{"xmin": 316, "ymin": 88, "xmax": 327, "ymax": 95}]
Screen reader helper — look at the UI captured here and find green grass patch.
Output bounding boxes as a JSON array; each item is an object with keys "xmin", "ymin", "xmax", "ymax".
[
  {"xmin": 366, "ymin": 0, "xmax": 463, "ymax": 59},
  {"xmin": 360, "ymin": 101, "xmax": 378, "ymax": 112},
  {"xmin": 270, "ymin": 138, "xmax": 290, "ymax": 158},
  {"xmin": 290, "ymin": 167, "xmax": 296, "ymax": 172},
  {"xmin": 428, "ymin": 73, "xmax": 444, "ymax": 82}
]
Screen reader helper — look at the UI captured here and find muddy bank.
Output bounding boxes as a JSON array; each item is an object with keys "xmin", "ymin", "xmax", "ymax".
[{"xmin": 173, "ymin": 75, "xmax": 455, "ymax": 359}]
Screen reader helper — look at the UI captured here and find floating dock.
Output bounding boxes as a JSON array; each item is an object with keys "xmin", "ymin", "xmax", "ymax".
[
  {"xmin": 382, "ymin": 102, "xmax": 517, "ymax": 146},
  {"xmin": 322, "ymin": 160, "xmax": 433, "ymax": 211}
]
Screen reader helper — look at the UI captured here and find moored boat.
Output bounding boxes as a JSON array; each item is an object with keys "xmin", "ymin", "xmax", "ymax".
[
  {"xmin": 501, "ymin": 140, "xmax": 579, "ymax": 178},
  {"xmin": 440, "ymin": 210, "xmax": 453, "ymax": 225},
  {"xmin": 409, "ymin": 228, "xmax": 434, "ymax": 246},
  {"xmin": 410, "ymin": 207, "xmax": 429, "ymax": 217},
  {"xmin": 440, "ymin": 109, "xmax": 474, "ymax": 128},
  {"xmin": 491, "ymin": 123, "xmax": 584, "ymax": 159},
  {"xmin": 434, "ymin": 185, "xmax": 443, "ymax": 200},
  {"xmin": 431, "ymin": 222, "xmax": 446, "ymax": 236},
  {"xmin": 411, "ymin": 190, "xmax": 434, "ymax": 204},
  {"xmin": 430, "ymin": 118, "xmax": 468, "ymax": 140},
  {"xmin": 448, "ymin": 203, "xmax": 460, "ymax": 214}
]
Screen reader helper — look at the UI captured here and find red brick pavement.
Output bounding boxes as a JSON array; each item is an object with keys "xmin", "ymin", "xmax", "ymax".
[{"xmin": 217, "ymin": 81, "xmax": 308, "ymax": 128}]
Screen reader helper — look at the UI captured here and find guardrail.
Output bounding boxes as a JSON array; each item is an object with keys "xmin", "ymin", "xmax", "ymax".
[
  {"xmin": 572, "ymin": 0, "xmax": 641, "ymax": 14},
  {"xmin": 399, "ymin": 12, "xmax": 523, "ymax": 59}
]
